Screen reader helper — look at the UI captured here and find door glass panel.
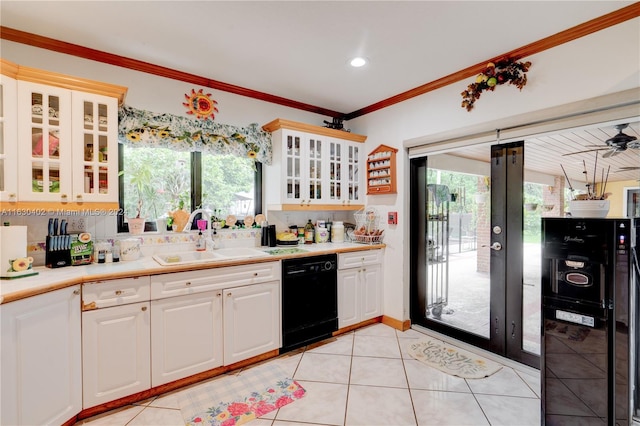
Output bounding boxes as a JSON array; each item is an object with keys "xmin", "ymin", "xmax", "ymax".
[
  {"xmin": 83, "ymin": 100, "xmax": 94, "ymax": 130},
  {"xmin": 425, "ymin": 162, "xmax": 491, "ymax": 338},
  {"xmin": 48, "ymin": 166, "xmax": 60, "ymax": 193},
  {"xmin": 522, "ymin": 182, "xmax": 545, "ymax": 356},
  {"xmin": 84, "ymin": 165, "xmax": 94, "ymax": 194},
  {"xmin": 47, "ymin": 95, "xmax": 60, "ymax": 125},
  {"xmin": 0, "ymin": 122, "xmax": 4, "ymax": 154},
  {"xmin": 0, "ymin": 160, "xmax": 4, "ymax": 192},
  {"xmin": 31, "ymin": 162, "xmax": 44, "ymax": 193},
  {"xmin": 31, "ymin": 93, "xmax": 43, "ymax": 124}
]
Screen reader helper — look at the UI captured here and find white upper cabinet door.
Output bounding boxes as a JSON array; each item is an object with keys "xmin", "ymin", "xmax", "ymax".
[
  {"xmin": 71, "ymin": 91, "xmax": 119, "ymax": 203},
  {"xmin": 17, "ymin": 80, "xmax": 73, "ymax": 202},
  {"xmin": 0, "ymin": 72, "xmax": 18, "ymax": 203}
]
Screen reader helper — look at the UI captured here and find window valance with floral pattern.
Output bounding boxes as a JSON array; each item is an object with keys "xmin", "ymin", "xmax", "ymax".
[{"xmin": 118, "ymin": 105, "xmax": 272, "ymax": 164}]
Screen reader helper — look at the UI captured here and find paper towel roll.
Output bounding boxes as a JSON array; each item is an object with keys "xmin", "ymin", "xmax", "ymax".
[{"xmin": 1, "ymin": 226, "xmax": 35, "ymax": 278}]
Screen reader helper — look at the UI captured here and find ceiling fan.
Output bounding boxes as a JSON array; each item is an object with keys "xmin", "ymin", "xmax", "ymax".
[{"xmin": 563, "ymin": 123, "xmax": 639, "ymax": 158}]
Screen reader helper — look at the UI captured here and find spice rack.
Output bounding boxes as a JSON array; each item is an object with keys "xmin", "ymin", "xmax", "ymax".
[{"xmin": 366, "ymin": 144, "xmax": 398, "ymax": 194}]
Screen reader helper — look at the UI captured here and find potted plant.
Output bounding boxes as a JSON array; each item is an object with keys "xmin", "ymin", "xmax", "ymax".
[
  {"xmin": 474, "ymin": 176, "xmax": 490, "ymax": 203},
  {"xmin": 126, "ymin": 161, "xmax": 155, "ymax": 234}
]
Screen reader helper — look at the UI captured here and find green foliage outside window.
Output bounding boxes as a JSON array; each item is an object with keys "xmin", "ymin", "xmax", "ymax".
[{"xmin": 121, "ymin": 146, "xmax": 256, "ymax": 225}]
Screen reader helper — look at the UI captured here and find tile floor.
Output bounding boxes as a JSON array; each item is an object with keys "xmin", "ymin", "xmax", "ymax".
[{"xmin": 77, "ymin": 323, "xmax": 541, "ymax": 426}]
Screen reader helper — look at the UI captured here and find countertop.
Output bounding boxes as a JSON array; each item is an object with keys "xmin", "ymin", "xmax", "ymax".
[{"xmin": 0, "ymin": 242, "xmax": 385, "ymax": 304}]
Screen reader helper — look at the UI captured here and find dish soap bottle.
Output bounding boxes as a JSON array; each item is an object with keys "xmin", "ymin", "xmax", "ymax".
[
  {"xmin": 304, "ymin": 219, "xmax": 315, "ymax": 244},
  {"xmin": 195, "ymin": 230, "xmax": 206, "ymax": 251}
]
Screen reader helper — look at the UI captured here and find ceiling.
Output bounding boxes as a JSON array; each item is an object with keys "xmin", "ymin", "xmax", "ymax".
[
  {"xmin": 1, "ymin": 1, "xmax": 638, "ymax": 184},
  {"xmin": 0, "ymin": 1, "xmax": 634, "ymax": 115},
  {"xmin": 452, "ymin": 120, "xmax": 640, "ymax": 185}
]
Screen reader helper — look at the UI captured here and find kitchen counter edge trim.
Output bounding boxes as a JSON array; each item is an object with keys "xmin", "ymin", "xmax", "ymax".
[{"xmin": 0, "ymin": 244, "xmax": 385, "ymax": 304}]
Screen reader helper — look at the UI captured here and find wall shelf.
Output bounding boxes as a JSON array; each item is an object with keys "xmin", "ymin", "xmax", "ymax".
[{"xmin": 367, "ymin": 144, "xmax": 398, "ymax": 195}]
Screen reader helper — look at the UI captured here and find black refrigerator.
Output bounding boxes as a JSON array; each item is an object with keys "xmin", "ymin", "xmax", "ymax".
[{"xmin": 541, "ymin": 217, "xmax": 638, "ymax": 425}]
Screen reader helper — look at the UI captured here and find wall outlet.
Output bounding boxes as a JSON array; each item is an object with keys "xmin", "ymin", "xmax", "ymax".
[{"xmin": 68, "ymin": 217, "xmax": 86, "ymax": 233}]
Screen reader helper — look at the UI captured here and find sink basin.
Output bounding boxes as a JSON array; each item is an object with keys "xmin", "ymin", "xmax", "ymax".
[
  {"xmin": 214, "ymin": 247, "xmax": 271, "ymax": 259},
  {"xmin": 152, "ymin": 251, "xmax": 226, "ymax": 266},
  {"xmin": 152, "ymin": 247, "xmax": 270, "ymax": 266}
]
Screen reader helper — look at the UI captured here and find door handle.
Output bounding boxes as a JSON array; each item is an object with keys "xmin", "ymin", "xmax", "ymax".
[{"xmin": 482, "ymin": 242, "xmax": 502, "ymax": 251}]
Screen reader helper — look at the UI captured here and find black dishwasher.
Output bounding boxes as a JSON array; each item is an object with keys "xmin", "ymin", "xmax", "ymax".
[{"xmin": 281, "ymin": 254, "xmax": 338, "ymax": 352}]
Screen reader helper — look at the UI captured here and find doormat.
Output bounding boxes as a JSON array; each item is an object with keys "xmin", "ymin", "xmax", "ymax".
[
  {"xmin": 179, "ymin": 364, "xmax": 306, "ymax": 426},
  {"xmin": 406, "ymin": 339, "xmax": 502, "ymax": 379}
]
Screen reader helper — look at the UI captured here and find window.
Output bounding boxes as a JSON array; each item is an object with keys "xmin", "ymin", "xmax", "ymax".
[{"xmin": 118, "ymin": 144, "xmax": 261, "ymax": 233}]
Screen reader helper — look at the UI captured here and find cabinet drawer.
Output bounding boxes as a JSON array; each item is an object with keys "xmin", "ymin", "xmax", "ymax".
[
  {"xmin": 338, "ymin": 249, "xmax": 383, "ymax": 269},
  {"xmin": 82, "ymin": 276, "xmax": 151, "ymax": 310},
  {"xmin": 151, "ymin": 261, "xmax": 281, "ymax": 299}
]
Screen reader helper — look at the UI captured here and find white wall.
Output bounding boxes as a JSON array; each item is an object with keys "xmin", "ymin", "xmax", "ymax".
[
  {"xmin": 347, "ymin": 18, "xmax": 640, "ymax": 323},
  {"xmin": 2, "ymin": 17, "xmax": 639, "ymax": 323}
]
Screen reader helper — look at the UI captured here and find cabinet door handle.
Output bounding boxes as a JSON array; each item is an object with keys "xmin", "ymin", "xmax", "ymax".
[
  {"xmin": 61, "ymin": 194, "xmax": 68, "ymax": 200},
  {"xmin": 217, "ymin": 292, "xmax": 222, "ymax": 297},
  {"xmin": 73, "ymin": 289, "xmax": 80, "ymax": 295},
  {"xmin": 8, "ymin": 193, "xmax": 16, "ymax": 199},
  {"xmin": 227, "ymin": 292, "xmax": 232, "ymax": 297},
  {"xmin": 141, "ymin": 306, "xmax": 147, "ymax": 311},
  {"xmin": 185, "ymin": 281, "xmax": 191, "ymax": 286},
  {"xmin": 253, "ymin": 272, "xmax": 258, "ymax": 277},
  {"xmin": 115, "ymin": 290, "xmax": 123, "ymax": 296},
  {"xmin": 76, "ymin": 194, "xmax": 83, "ymax": 200}
]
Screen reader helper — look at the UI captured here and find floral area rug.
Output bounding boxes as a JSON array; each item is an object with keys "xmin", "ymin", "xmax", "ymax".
[
  {"xmin": 179, "ymin": 364, "xmax": 305, "ymax": 426},
  {"xmin": 407, "ymin": 339, "xmax": 502, "ymax": 379}
]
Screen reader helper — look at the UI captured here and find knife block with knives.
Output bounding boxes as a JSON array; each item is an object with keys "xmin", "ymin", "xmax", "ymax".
[{"xmin": 46, "ymin": 218, "xmax": 72, "ymax": 268}]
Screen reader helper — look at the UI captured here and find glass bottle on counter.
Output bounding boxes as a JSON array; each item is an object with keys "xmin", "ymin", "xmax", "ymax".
[{"xmin": 304, "ymin": 219, "xmax": 315, "ymax": 244}]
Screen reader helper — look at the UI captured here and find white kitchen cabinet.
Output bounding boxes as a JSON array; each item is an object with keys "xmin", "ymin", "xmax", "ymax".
[
  {"xmin": 151, "ymin": 289, "xmax": 224, "ymax": 386},
  {"xmin": 150, "ymin": 262, "xmax": 281, "ymax": 386},
  {"xmin": 17, "ymin": 80, "xmax": 119, "ymax": 203},
  {"xmin": 0, "ymin": 61, "xmax": 19, "ymax": 203},
  {"xmin": 337, "ymin": 250, "xmax": 383, "ymax": 328},
  {"xmin": 263, "ymin": 118, "xmax": 366, "ymax": 211},
  {"xmin": 223, "ymin": 281, "xmax": 280, "ymax": 365},
  {"xmin": 1, "ymin": 285, "xmax": 81, "ymax": 426},
  {"xmin": 82, "ymin": 277, "xmax": 151, "ymax": 408}
]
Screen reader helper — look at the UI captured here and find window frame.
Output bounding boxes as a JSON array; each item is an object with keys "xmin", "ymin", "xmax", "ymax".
[{"xmin": 117, "ymin": 143, "xmax": 263, "ymax": 233}]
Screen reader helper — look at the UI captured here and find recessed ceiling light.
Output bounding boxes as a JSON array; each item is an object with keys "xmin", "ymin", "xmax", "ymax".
[{"xmin": 350, "ymin": 57, "xmax": 367, "ymax": 68}]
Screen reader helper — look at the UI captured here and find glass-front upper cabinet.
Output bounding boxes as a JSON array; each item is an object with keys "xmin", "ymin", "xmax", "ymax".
[
  {"xmin": 284, "ymin": 131, "xmax": 303, "ymax": 202},
  {"xmin": 72, "ymin": 92, "xmax": 118, "ymax": 203},
  {"xmin": 307, "ymin": 135, "xmax": 323, "ymax": 203},
  {"xmin": 345, "ymin": 142, "xmax": 361, "ymax": 204},
  {"xmin": 16, "ymin": 81, "xmax": 119, "ymax": 204},
  {"xmin": 0, "ymin": 70, "xmax": 18, "ymax": 203},
  {"xmin": 263, "ymin": 118, "xmax": 366, "ymax": 210},
  {"xmin": 17, "ymin": 81, "xmax": 72, "ymax": 202},
  {"xmin": 328, "ymin": 140, "xmax": 342, "ymax": 203}
]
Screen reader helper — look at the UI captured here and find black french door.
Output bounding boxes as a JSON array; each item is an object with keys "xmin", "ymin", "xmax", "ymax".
[{"xmin": 410, "ymin": 141, "xmax": 539, "ymax": 368}]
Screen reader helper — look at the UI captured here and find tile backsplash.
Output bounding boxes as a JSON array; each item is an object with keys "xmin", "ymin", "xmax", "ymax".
[
  {"xmin": 1, "ymin": 209, "xmax": 358, "ymax": 267},
  {"xmin": 1, "ymin": 213, "xmax": 260, "ymax": 267}
]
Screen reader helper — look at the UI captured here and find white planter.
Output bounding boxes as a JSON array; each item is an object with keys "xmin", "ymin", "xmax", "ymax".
[
  {"xmin": 474, "ymin": 193, "xmax": 488, "ymax": 204},
  {"xmin": 569, "ymin": 200, "xmax": 610, "ymax": 218}
]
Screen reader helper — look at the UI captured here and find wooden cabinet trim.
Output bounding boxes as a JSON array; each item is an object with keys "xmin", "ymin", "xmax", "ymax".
[
  {"xmin": 262, "ymin": 118, "xmax": 366, "ymax": 143},
  {"xmin": 0, "ymin": 59, "xmax": 127, "ymax": 104}
]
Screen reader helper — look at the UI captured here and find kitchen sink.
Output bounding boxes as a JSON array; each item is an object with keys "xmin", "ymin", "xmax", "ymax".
[
  {"xmin": 214, "ymin": 247, "xmax": 271, "ymax": 259},
  {"xmin": 152, "ymin": 247, "xmax": 270, "ymax": 266},
  {"xmin": 152, "ymin": 251, "xmax": 226, "ymax": 266}
]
